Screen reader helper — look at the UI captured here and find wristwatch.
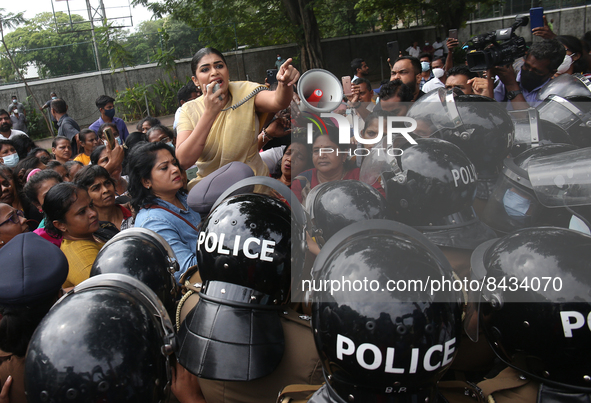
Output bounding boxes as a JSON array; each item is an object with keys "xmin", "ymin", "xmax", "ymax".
[{"xmin": 506, "ymin": 90, "xmax": 523, "ymax": 100}]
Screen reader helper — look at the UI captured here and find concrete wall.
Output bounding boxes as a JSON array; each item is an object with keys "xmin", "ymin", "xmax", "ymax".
[{"xmin": 2, "ymin": 4, "xmax": 589, "ymax": 128}]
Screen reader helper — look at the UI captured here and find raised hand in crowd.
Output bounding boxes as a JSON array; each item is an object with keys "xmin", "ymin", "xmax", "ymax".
[
  {"xmin": 468, "ymin": 70, "xmax": 494, "ymax": 98},
  {"xmin": 533, "ymin": 16, "xmax": 556, "ymax": 39}
]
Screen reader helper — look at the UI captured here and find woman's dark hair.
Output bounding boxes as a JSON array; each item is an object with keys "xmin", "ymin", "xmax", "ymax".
[
  {"xmin": 136, "ymin": 116, "xmax": 161, "ymax": 132},
  {"xmin": 146, "ymin": 125, "xmax": 175, "ymax": 142},
  {"xmin": 128, "ymin": 141, "xmax": 184, "ymax": 213},
  {"xmin": 13, "ymin": 155, "xmax": 44, "ymax": 190},
  {"xmin": 23, "ymin": 169, "xmax": 63, "ymax": 207},
  {"xmin": 75, "ymin": 165, "xmax": 115, "ymax": 190},
  {"xmin": 121, "ymin": 132, "xmax": 147, "ymax": 176},
  {"xmin": 43, "ymin": 182, "xmax": 83, "ymax": 237},
  {"xmin": 124, "ymin": 131, "xmax": 148, "ymax": 149},
  {"xmin": 11, "ymin": 134, "xmax": 36, "ymax": 159},
  {"xmin": 79, "ymin": 128, "xmax": 96, "ymax": 143},
  {"xmin": 28, "ymin": 147, "xmax": 51, "ymax": 163},
  {"xmin": 64, "ymin": 160, "xmax": 83, "ymax": 174},
  {"xmin": 45, "ymin": 160, "xmax": 64, "ymax": 171},
  {"xmin": 98, "ymin": 122, "xmax": 118, "ymax": 138},
  {"xmin": 556, "ymin": 35, "xmax": 589, "ymax": 74},
  {"xmin": 52, "ymin": 136, "xmax": 70, "ymax": 148},
  {"xmin": 191, "ymin": 47, "xmax": 227, "ymax": 76},
  {"xmin": 90, "ymin": 144, "xmax": 106, "ymax": 166},
  {"xmin": 0, "ymin": 297, "xmax": 58, "ymax": 356}
]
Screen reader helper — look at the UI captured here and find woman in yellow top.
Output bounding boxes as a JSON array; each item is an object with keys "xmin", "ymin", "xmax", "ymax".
[
  {"xmin": 176, "ymin": 47, "xmax": 299, "ymax": 187},
  {"xmin": 43, "ymin": 182, "xmax": 103, "ymax": 288}
]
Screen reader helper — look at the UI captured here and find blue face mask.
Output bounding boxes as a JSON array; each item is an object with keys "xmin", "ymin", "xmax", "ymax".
[
  {"xmin": 116, "ymin": 136, "xmax": 122, "ymax": 145},
  {"xmin": 3, "ymin": 152, "xmax": 19, "ymax": 168},
  {"xmin": 164, "ymin": 140, "xmax": 175, "ymax": 151},
  {"xmin": 421, "ymin": 61, "xmax": 430, "ymax": 72},
  {"xmin": 104, "ymin": 108, "xmax": 116, "ymax": 119},
  {"xmin": 277, "ymin": 56, "xmax": 281, "ymax": 60},
  {"xmin": 503, "ymin": 189, "xmax": 531, "ymax": 219},
  {"xmin": 51, "ymin": 96, "xmax": 57, "ymax": 100}
]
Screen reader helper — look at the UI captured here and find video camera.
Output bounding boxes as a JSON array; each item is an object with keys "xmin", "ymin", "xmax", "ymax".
[{"xmin": 466, "ymin": 16, "xmax": 529, "ymax": 71}]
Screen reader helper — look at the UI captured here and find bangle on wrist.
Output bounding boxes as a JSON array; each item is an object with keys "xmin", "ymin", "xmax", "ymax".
[{"xmin": 262, "ymin": 128, "xmax": 272, "ymax": 142}]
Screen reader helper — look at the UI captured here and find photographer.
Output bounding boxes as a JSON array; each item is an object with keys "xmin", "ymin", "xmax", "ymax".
[{"xmin": 493, "ymin": 39, "xmax": 565, "ymax": 110}]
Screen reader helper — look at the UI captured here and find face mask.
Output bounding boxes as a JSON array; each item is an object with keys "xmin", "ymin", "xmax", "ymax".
[
  {"xmin": 421, "ymin": 61, "xmax": 430, "ymax": 72},
  {"xmin": 164, "ymin": 140, "xmax": 175, "ymax": 151},
  {"xmin": 51, "ymin": 96, "xmax": 57, "ymax": 100},
  {"xmin": 277, "ymin": 56, "xmax": 281, "ymax": 60},
  {"xmin": 3, "ymin": 153, "xmax": 19, "ymax": 168},
  {"xmin": 425, "ymin": 42, "xmax": 429, "ymax": 46},
  {"xmin": 432, "ymin": 68, "xmax": 444, "ymax": 78},
  {"xmin": 503, "ymin": 189, "xmax": 531, "ymax": 219},
  {"xmin": 104, "ymin": 108, "xmax": 116, "ymax": 119},
  {"xmin": 556, "ymin": 54, "xmax": 573, "ymax": 75},
  {"xmin": 520, "ymin": 68, "xmax": 547, "ymax": 92},
  {"xmin": 0, "ymin": 123, "xmax": 11, "ymax": 132},
  {"xmin": 12, "ymin": 100, "xmax": 17, "ymax": 104},
  {"xmin": 116, "ymin": 136, "xmax": 122, "ymax": 145}
]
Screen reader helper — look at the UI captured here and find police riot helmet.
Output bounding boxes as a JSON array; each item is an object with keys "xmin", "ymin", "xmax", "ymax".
[
  {"xmin": 537, "ymin": 73, "xmax": 591, "ymax": 101},
  {"xmin": 407, "ymin": 88, "xmax": 514, "ymax": 178},
  {"xmin": 508, "ymin": 108, "xmax": 572, "ymax": 157},
  {"xmin": 537, "ymin": 95, "xmax": 591, "ymax": 148},
  {"xmin": 305, "ymin": 180, "xmax": 386, "ymax": 247},
  {"xmin": 312, "ymin": 220, "xmax": 462, "ymax": 402},
  {"xmin": 481, "ymin": 143, "xmax": 579, "ymax": 234},
  {"xmin": 405, "ymin": 87, "xmax": 464, "ymax": 138},
  {"xmin": 361, "ymin": 137, "xmax": 495, "ymax": 249},
  {"xmin": 176, "ymin": 176, "xmax": 306, "ymax": 381},
  {"xmin": 25, "ymin": 273, "xmax": 176, "ymax": 403},
  {"xmin": 90, "ymin": 227, "xmax": 179, "ymax": 320},
  {"xmin": 467, "ymin": 227, "xmax": 591, "ymax": 391}
]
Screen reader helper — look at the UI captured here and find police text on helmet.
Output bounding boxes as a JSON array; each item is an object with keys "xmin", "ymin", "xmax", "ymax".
[
  {"xmin": 197, "ymin": 232, "xmax": 275, "ymax": 262},
  {"xmin": 451, "ymin": 164, "xmax": 477, "ymax": 187},
  {"xmin": 336, "ymin": 334, "xmax": 456, "ymax": 373}
]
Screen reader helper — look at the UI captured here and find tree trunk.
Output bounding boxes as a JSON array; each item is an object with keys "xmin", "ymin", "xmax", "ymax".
[{"xmin": 281, "ymin": 0, "xmax": 324, "ymax": 71}]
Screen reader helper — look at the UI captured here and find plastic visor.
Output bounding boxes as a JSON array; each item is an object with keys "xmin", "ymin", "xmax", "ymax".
[
  {"xmin": 508, "ymin": 108, "xmax": 540, "ymax": 147},
  {"xmin": 528, "ymin": 147, "xmax": 591, "ymax": 207},
  {"xmin": 537, "ymin": 95, "xmax": 588, "ymax": 130},
  {"xmin": 359, "ymin": 137, "xmax": 403, "ymax": 186},
  {"xmin": 537, "ymin": 73, "xmax": 591, "ymax": 101}
]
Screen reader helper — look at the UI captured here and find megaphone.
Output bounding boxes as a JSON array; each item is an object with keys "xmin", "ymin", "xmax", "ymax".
[{"xmin": 297, "ymin": 69, "xmax": 344, "ymax": 113}]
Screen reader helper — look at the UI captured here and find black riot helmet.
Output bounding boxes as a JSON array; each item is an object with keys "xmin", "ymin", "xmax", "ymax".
[
  {"xmin": 467, "ymin": 227, "xmax": 591, "ymax": 392},
  {"xmin": 90, "ymin": 227, "xmax": 180, "ymax": 320},
  {"xmin": 25, "ymin": 274, "xmax": 176, "ymax": 403},
  {"xmin": 361, "ymin": 138, "xmax": 496, "ymax": 249},
  {"xmin": 537, "ymin": 95, "xmax": 591, "ymax": 148},
  {"xmin": 312, "ymin": 220, "xmax": 462, "ymax": 403},
  {"xmin": 537, "ymin": 72, "xmax": 591, "ymax": 101},
  {"xmin": 508, "ymin": 108, "xmax": 572, "ymax": 157},
  {"xmin": 406, "ymin": 88, "xmax": 514, "ymax": 178},
  {"xmin": 305, "ymin": 180, "xmax": 386, "ymax": 247},
  {"xmin": 176, "ymin": 176, "xmax": 306, "ymax": 381},
  {"xmin": 481, "ymin": 143, "xmax": 579, "ymax": 235}
]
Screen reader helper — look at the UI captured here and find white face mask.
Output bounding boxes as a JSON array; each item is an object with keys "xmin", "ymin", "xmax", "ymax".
[
  {"xmin": 556, "ymin": 54, "xmax": 573, "ymax": 75},
  {"xmin": 3, "ymin": 152, "xmax": 19, "ymax": 168},
  {"xmin": 432, "ymin": 68, "xmax": 445, "ymax": 78}
]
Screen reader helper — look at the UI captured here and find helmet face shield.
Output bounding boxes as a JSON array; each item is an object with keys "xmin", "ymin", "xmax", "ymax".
[
  {"xmin": 508, "ymin": 108, "xmax": 572, "ymax": 157},
  {"xmin": 529, "ymin": 147, "xmax": 591, "ymax": 208},
  {"xmin": 537, "ymin": 73, "xmax": 591, "ymax": 101},
  {"xmin": 537, "ymin": 95, "xmax": 589, "ymax": 131}
]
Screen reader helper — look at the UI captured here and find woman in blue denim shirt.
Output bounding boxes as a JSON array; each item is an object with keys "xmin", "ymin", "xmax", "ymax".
[{"xmin": 127, "ymin": 141, "xmax": 201, "ymax": 281}]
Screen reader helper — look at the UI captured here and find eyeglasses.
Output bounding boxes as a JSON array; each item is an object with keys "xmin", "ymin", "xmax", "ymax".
[{"xmin": 0, "ymin": 209, "xmax": 24, "ymax": 227}]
